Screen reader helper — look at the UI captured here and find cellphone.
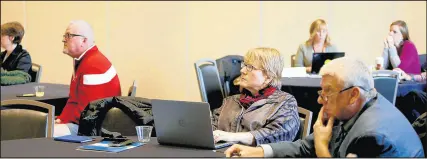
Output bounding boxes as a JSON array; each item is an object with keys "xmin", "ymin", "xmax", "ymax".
[
  {"xmin": 108, "ymin": 139, "xmax": 133, "ymax": 147},
  {"xmin": 16, "ymin": 94, "xmax": 36, "ymax": 97}
]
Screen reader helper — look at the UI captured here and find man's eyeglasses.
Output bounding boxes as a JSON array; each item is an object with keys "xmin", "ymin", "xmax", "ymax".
[
  {"xmin": 63, "ymin": 33, "xmax": 86, "ymax": 39},
  {"xmin": 317, "ymin": 86, "xmax": 368, "ymax": 102},
  {"xmin": 241, "ymin": 63, "xmax": 263, "ymax": 72}
]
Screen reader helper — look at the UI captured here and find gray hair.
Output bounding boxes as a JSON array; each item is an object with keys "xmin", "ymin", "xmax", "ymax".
[
  {"xmin": 319, "ymin": 57, "xmax": 376, "ymax": 99},
  {"xmin": 68, "ymin": 20, "xmax": 95, "ymax": 45},
  {"xmin": 244, "ymin": 47, "xmax": 284, "ymax": 89}
]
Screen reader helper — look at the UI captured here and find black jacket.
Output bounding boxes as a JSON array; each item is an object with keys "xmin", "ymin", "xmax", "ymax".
[
  {"xmin": 77, "ymin": 96, "xmax": 154, "ymax": 137},
  {"xmin": 0, "ymin": 44, "xmax": 32, "ymax": 73}
]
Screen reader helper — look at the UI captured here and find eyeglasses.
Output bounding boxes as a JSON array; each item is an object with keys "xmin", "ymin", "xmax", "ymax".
[
  {"xmin": 241, "ymin": 62, "xmax": 263, "ymax": 72},
  {"xmin": 317, "ymin": 86, "xmax": 368, "ymax": 102},
  {"xmin": 63, "ymin": 33, "xmax": 86, "ymax": 39}
]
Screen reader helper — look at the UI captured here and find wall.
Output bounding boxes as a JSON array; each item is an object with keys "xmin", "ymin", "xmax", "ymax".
[{"xmin": 1, "ymin": 1, "xmax": 426, "ymax": 102}]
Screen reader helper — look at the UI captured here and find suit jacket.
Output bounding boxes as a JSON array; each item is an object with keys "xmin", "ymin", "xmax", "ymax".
[
  {"xmin": 268, "ymin": 94, "xmax": 424, "ymax": 157},
  {"xmin": 0, "ymin": 44, "xmax": 32, "ymax": 73}
]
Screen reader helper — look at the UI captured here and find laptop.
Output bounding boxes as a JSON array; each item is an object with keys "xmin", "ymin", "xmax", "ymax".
[
  {"xmin": 151, "ymin": 99, "xmax": 235, "ymax": 150},
  {"xmin": 311, "ymin": 52, "xmax": 345, "ymax": 74}
]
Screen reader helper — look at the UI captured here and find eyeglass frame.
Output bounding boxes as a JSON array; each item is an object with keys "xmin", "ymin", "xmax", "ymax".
[
  {"xmin": 317, "ymin": 86, "xmax": 368, "ymax": 102},
  {"xmin": 63, "ymin": 33, "xmax": 86, "ymax": 40},
  {"xmin": 241, "ymin": 62, "xmax": 264, "ymax": 72}
]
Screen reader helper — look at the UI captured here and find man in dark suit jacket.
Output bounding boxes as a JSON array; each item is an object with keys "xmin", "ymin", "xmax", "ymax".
[{"xmin": 224, "ymin": 57, "xmax": 424, "ymax": 157}]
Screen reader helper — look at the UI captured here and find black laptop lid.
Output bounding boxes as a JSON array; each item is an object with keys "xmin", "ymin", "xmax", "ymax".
[{"xmin": 311, "ymin": 52, "xmax": 345, "ymax": 74}]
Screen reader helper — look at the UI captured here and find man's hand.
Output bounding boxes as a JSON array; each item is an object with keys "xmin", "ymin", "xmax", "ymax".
[
  {"xmin": 313, "ymin": 107, "xmax": 334, "ymax": 157},
  {"xmin": 224, "ymin": 144, "xmax": 264, "ymax": 157},
  {"xmin": 55, "ymin": 118, "xmax": 62, "ymax": 124}
]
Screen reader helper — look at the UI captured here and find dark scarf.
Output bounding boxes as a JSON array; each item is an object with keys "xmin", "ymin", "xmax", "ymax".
[{"xmin": 239, "ymin": 86, "xmax": 277, "ymax": 108}]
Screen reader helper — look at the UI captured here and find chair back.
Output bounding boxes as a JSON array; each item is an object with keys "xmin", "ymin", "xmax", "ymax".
[
  {"xmin": 419, "ymin": 54, "xmax": 426, "ymax": 72},
  {"xmin": 128, "ymin": 80, "xmax": 137, "ymax": 97},
  {"xmin": 373, "ymin": 70, "xmax": 399, "ymax": 105},
  {"xmin": 216, "ymin": 55, "xmax": 243, "ymax": 97},
  {"xmin": 1, "ymin": 99, "xmax": 54, "ymax": 140},
  {"xmin": 195, "ymin": 58, "xmax": 225, "ymax": 110},
  {"xmin": 291, "ymin": 54, "xmax": 296, "ymax": 67},
  {"xmin": 28, "ymin": 63, "xmax": 42, "ymax": 83},
  {"xmin": 102, "ymin": 107, "xmax": 137, "ymax": 136},
  {"xmin": 294, "ymin": 107, "xmax": 313, "ymax": 141}
]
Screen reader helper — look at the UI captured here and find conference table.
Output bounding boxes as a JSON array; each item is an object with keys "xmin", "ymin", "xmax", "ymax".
[
  {"xmin": 280, "ymin": 76, "xmax": 427, "ymax": 132},
  {"xmin": 1, "ymin": 82, "xmax": 70, "ymax": 115},
  {"xmin": 1, "ymin": 136, "xmax": 225, "ymax": 157}
]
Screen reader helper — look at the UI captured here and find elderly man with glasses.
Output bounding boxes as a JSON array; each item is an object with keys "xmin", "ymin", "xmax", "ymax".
[
  {"xmin": 54, "ymin": 20, "xmax": 121, "ymax": 137},
  {"xmin": 224, "ymin": 57, "xmax": 424, "ymax": 157}
]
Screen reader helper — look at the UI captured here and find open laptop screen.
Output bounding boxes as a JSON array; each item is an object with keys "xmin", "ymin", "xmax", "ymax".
[{"xmin": 311, "ymin": 52, "xmax": 345, "ymax": 74}]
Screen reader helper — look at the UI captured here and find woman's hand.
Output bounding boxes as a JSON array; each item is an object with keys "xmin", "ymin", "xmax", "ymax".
[
  {"xmin": 386, "ymin": 36, "xmax": 394, "ymax": 48},
  {"xmin": 393, "ymin": 68, "xmax": 412, "ymax": 81},
  {"xmin": 213, "ymin": 130, "xmax": 233, "ymax": 143}
]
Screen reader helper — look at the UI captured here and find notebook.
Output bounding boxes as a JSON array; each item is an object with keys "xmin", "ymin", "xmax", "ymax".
[
  {"xmin": 54, "ymin": 135, "xmax": 94, "ymax": 143},
  {"xmin": 77, "ymin": 141, "xmax": 144, "ymax": 153}
]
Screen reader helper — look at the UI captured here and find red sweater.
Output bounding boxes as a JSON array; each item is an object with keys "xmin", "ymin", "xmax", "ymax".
[{"xmin": 58, "ymin": 46, "xmax": 121, "ymax": 124}]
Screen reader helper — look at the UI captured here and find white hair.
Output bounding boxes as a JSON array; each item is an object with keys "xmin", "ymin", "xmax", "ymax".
[
  {"xmin": 69, "ymin": 20, "xmax": 95, "ymax": 45},
  {"xmin": 319, "ymin": 57, "xmax": 375, "ymax": 99}
]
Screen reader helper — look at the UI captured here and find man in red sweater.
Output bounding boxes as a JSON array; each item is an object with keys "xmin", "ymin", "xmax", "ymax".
[{"xmin": 54, "ymin": 20, "xmax": 121, "ymax": 137}]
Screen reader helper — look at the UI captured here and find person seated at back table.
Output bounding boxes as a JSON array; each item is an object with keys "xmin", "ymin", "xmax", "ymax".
[
  {"xmin": 382, "ymin": 20, "xmax": 420, "ymax": 74},
  {"xmin": 1, "ymin": 22, "xmax": 32, "ymax": 85},
  {"xmin": 54, "ymin": 20, "xmax": 122, "ymax": 137},
  {"xmin": 224, "ymin": 57, "xmax": 424, "ymax": 157},
  {"xmin": 294, "ymin": 19, "xmax": 338, "ymax": 73},
  {"xmin": 211, "ymin": 47, "xmax": 300, "ymax": 146}
]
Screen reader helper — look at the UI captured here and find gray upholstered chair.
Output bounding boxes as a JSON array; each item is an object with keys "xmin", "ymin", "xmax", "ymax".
[
  {"xmin": 29, "ymin": 63, "xmax": 42, "ymax": 83},
  {"xmin": 128, "ymin": 80, "xmax": 137, "ymax": 97},
  {"xmin": 1, "ymin": 99, "xmax": 54, "ymax": 140},
  {"xmin": 372, "ymin": 70, "xmax": 399, "ymax": 105},
  {"xmin": 194, "ymin": 58, "xmax": 225, "ymax": 110},
  {"xmin": 294, "ymin": 107, "xmax": 313, "ymax": 141},
  {"xmin": 291, "ymin": 54, "xmax": 296, "ymax": 67},
  {"xmin": 102, "ymin": 108, "xmax": 137, "ymax": 136}
]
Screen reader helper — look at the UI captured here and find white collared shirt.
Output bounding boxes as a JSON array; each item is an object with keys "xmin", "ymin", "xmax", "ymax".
[{"xmin": 74, "ymin": 45, "xmax": 95, "ymax": 61}]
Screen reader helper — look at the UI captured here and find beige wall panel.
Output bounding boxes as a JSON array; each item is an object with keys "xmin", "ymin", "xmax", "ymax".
[
  {"xmin": 106, "ymin": 2, "xmax": 189, "ymax": 100},
  {"xmin": 1, "ymin": 1, "xmax": 26, "ymax": 46},
  {"xmin": 187, "ymin": 2, "xmax": 261, "ymax": 101}
]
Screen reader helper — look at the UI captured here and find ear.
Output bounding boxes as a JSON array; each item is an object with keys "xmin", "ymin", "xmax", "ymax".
[
  {"xmin": 263, "ymin": 76, "xmax": 273, "ymax": 87},
  {"xmin": 349, "ymin": 87, "xmax": 360, "ymax": 104},
  {"xmin": 8, "ymin": 36, "xmax": 14, "ymax": 42}
]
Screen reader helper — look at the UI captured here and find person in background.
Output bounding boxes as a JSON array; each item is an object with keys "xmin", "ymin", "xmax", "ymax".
[
  {"xmin": 1, "ymin": 21, "xmax": 32, "ymax": 73},
  {"xmin": 211, "ymin": 47, "xmax": 300, "ymax": 146},
  {"xmin": 54, "ymin": 20, "xmax": 122, "ymax": 137},
  {"xmin": 393, "ymin": 63, "xmax": 426, "ymax": 123},
  {"xmin": 294, "ymin": 19, "xmax": 338, "ymax": 73},
  {"xmin": 224, "ymin": 57, "xmax": 424, "ymax": 157},
  {"xmin": 382, "ymin": 20, "xmax": 420, "ymax": 74}
]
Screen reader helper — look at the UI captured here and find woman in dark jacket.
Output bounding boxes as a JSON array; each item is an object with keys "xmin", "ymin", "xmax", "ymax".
[{"xmin": 1, "ymin": 21, "xmax": 32, "ymax": 73}]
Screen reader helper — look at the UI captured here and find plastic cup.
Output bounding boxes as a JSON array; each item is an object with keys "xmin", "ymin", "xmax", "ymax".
[
  {"xmin": 34, "ymin": 85, "xmax": 45, "ymax": 97},
  {"xmin": 136, "ymin": 126, "xmax": 153, "ymax": 143}
]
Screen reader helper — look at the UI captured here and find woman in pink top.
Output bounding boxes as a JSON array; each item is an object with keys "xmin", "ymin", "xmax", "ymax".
[{"xmin": 382, "ymin": 20, "xmax": 421, "ymax": 74}]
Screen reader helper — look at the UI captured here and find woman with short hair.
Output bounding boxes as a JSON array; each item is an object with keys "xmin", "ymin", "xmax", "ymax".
[
  {"xmin": 1, "ymin": 21, "xmax": 32, "ymax": 73},
  {"xmin": 211, "ymin": 47, "xmax": 300, "ymax": 146}
]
